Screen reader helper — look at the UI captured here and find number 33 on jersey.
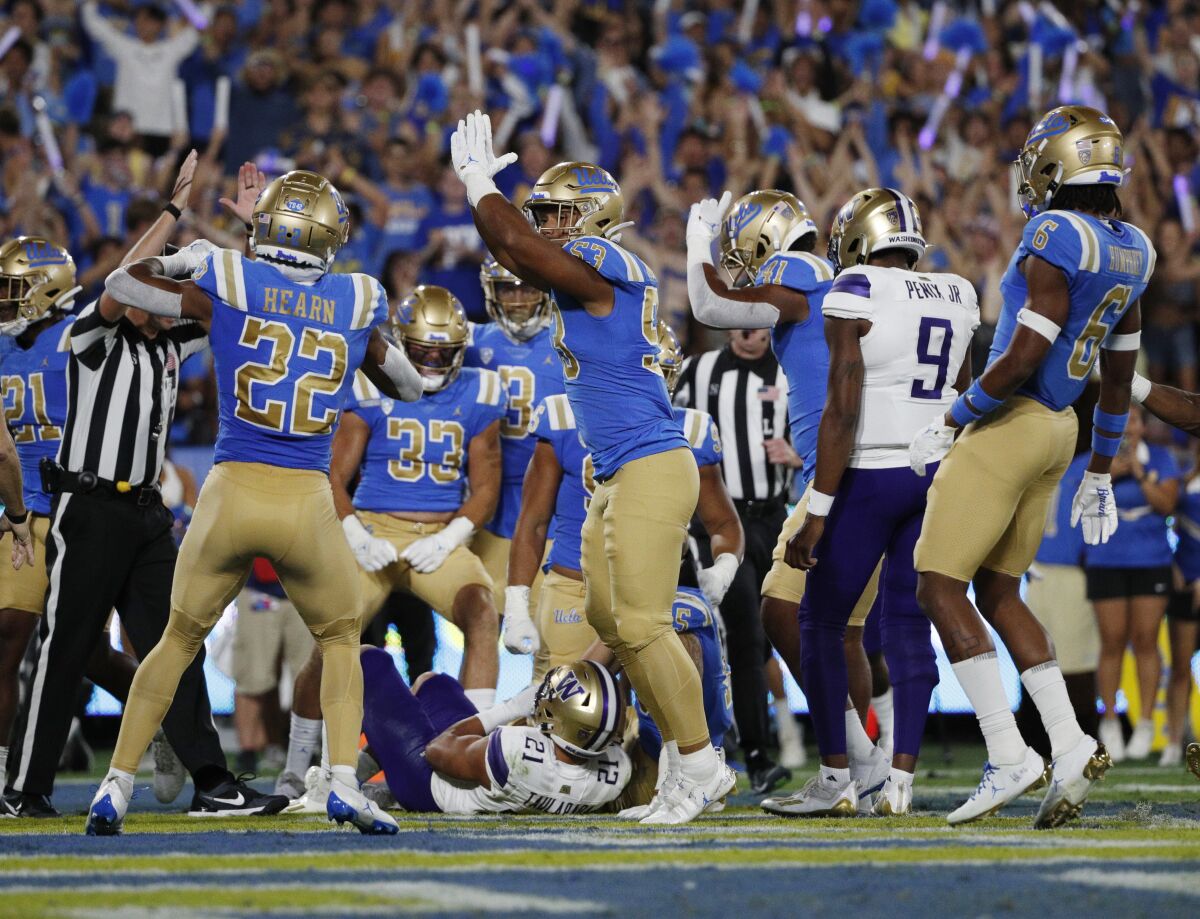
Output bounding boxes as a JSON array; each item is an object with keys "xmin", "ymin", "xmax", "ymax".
[{"xmin": 192, "ymin": 249, "xmax": 389, "ymax": 471}]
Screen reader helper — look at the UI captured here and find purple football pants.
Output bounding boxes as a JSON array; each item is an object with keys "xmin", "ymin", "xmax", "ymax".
[
  {"xmin": 360, "ymin": 647, "xmax": 478, "ymax": 812},
  {"xmin": 799, "ymin": 465, "xmax": 939, "ymax": 761}
]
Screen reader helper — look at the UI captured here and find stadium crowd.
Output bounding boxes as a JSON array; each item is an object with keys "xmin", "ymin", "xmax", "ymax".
[{"xmin": 0, "ymin": 0, "xmax": 1199, "ymax": 819}]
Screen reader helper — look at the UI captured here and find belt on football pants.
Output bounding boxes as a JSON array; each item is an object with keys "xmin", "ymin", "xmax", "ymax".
[{"xmin": 40, "ymin": 459, "xmax": 162, "ymax": 507}]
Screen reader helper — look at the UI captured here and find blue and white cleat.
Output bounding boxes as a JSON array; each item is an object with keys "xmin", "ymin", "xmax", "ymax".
[
  {"xmin": 327, "ymin": 779, "xmax": 399, "ymax": 835},
  {"xmin": 947, "ymin": 746, "xmax": 1046, "ymax": 826},
  {"xmin": 85, "ymin": 776, "xmax": 131, "ymax": 836}
]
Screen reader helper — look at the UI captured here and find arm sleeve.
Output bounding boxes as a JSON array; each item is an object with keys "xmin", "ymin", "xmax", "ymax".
[
  {"xmin": 821, "ymin": 269, "xmax": 876, "ymax": 321},
  {"xmin": 687, "ymin": 259, "xmax": 782, "ymax": 329},
  {"xmin": 191, "ymin": 250, "xmax": 243, "ymax": 311}
]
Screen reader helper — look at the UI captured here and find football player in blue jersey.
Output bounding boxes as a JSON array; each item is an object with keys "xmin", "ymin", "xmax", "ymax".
[
  {"xmin": 452, "ymin": 110, "xmax": 735, "ymax": 823},
  {"xmin": 906, "ymin": 106, "xmax": 1156, "ymax": 828},
  {"xmin": 88, "ymin": 170, "xmax": 424, "ymax": 836},
  {"xmin": 464, "ymin": 256, "xmax": 563, "ymax": 655}
]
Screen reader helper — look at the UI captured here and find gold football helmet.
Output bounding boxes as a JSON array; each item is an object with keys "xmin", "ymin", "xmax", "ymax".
[
  {"xmin": 522, "ymin": 162, "xmax": 630, "ymax": 242},
  {"xmin": 0, "ymin": 237, "xmax": 80, "ymax": 337},
  {"xmin": 391, "ymin": 285, "xmax": 469, "ymax": 392},
  {"xmin": 535, "ymin": 660, "xmax": 624, "ymax": 759},
  {"xmin": 656, "ymin": 320, "xmax": 683, "ymax": 396},
  {"xmin": 720, "ymin": 190, "xmax": 817, "ymax": 286},
  {"xmin": 480, "ymin": 256, "xmax": 551, "ymax": 341},
  {"xmin": 1014, "ymin": 105, "xmax": 1125, "ymax": 217},
  {"xmin": 827, "ymin": 188, "xmax": 926, "ymax": 274},
  {"xmin": 251, "ymin": 170, "xmax": 349, "ymax": 273}
]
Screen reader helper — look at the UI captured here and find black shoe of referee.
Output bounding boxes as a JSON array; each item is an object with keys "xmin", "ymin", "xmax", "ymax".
[
  {"xmin": 3, "ymin": 792, "xmax": 62, "ymax": 818},
  {"xmin": 188, "ymin": 773, "xmax": 289, "ymax": 817}
]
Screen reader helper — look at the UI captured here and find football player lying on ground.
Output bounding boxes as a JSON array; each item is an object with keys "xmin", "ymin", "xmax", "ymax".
[{"xmin": 357, "ymin": 651, "xmax": 630, "ymax": 815}]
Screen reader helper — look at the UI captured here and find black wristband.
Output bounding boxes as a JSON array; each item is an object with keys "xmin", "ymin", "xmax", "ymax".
[
  {"xmin": 163, "ymin": 202, "xmax": 182, "ymax": 220},
  {"xmin": 5, "ymin": 508, "xmax": 28, "ymax": 525}
]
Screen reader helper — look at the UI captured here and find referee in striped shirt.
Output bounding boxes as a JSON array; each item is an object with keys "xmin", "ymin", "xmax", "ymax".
[
  {"xmin": 7, "ymin": 152, "xmax": 284, "ymax": 818},
  {"xmin": 676, "ymin": 328, "xmax": 798, "ymax": 794}
]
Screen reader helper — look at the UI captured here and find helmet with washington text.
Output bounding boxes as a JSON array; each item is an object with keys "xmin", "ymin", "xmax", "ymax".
[{"xmin": 534, "ymin": 660, "xmax": 625, "ymax": 759}]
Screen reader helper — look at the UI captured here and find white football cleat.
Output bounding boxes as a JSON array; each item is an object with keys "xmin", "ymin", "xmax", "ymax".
[
  {"xmin": 1098, "ymin": 718, "xmax": 1125, "ymax": 762},
  {"xmin": 1034, "ymin": 735, "xmax": 1112, "ymax": 829},
  {"xmin": 327, "ymin": 777, "xmax": 399, "ymax": 835},
  {"xmin": 762, "ymin": 772, "xmax": 857, "ymax": 818},
  {"xmin": 1124, "ymin": 720, "xmax": 1153, "ymax": 760},
  {"xmin": 947, "ymin": 746, "xmax": 1046, "ymax": 826},
  {"xmin": 619, "ymin": 744, "xmax": 675, "ymax": 820},
  {"xmin": 150, "ymin": 731, "xmax": 186, "ymax": 804},
  {"xmin": 85, "ymin": 775, "xmax": 131, "ymax": 836},
  {"xmin": 282, "ymin": 765, "xmax": 331, "ymax": 814},
  {"xmin": 871, "ymin": 775, "xmax": 912, "ymax": 816},
  {"xmin": 640, "ymin": 760, "xmax": 737, "ymax": 825},
  {"xmin": 851, "ymin": 745, "xmax": 890, "ymax": 814},
  {"xmin": 274, "ymin": 770, "xmax": 307, "ymax": 801}
]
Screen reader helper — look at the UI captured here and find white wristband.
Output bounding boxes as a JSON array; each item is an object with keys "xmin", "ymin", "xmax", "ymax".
[
  {"xmin": 505, "ymin": 584, "xmax": 532, "ymax": 618},
  {"xmin": 1130, "ymin": 372, "xmax": 1151, "ymax": 404},
  {"xmin": 441, "ymin": 515, "xmax": 476, "ymax": 549},
  {"xmin": 1016, "ymin": 307, "xmax": 1062, "ymax": 344},
  {"xmin": 476, "ymin": 684, "xmax": 537, "ymax": 733},
  {"xmin": 464, "ymin": 172, "xmax": 500, "ymax": 208},
  {"xmin": 807, "ymin": 490, "xmax": 835, "ymax": 517}
]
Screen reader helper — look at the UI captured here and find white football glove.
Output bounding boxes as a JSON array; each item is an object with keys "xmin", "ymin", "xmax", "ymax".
[
  {"xmin": 908, "ymin": 417, "xmax": 956, "ymax": 476},
  {"xmin": 686, "ymin": 190, "xmax": 733, "ymax": 246},
  {"xmin": 1071, "ymin": 471, "xmax": 1119, "ymax": 545},
  {"xmin": 696, "ymin": 553, "xmax": 739, "ymax": 607},
  {"xmin": 450, "ymin": 110, "xmax": 517, "ymax": 205},
  {"xmin": 400, "ymin": 516, "xmax": 475, "ymax": 574},
  {"xmin": 341, "ymin": 515, "xmax": 398, "ymax": 573},
  {"xmin": 502, "ymin": 585, "xmax": 541, "ymax": 655}
]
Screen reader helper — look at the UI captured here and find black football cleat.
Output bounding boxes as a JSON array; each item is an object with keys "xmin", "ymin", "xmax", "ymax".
[
  {"xmin": 188, "ymin": 774, "xmax": 289, "ymax": 817},
  {"xmin": 750, "ymin": 763, "xmax": 792, "ymax": 796}
]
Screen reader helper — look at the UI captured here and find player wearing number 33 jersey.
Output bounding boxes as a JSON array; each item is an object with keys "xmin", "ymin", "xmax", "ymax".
[{"xmin": 92, "ymin": 170, "xmax": 422, "ymax": 836}]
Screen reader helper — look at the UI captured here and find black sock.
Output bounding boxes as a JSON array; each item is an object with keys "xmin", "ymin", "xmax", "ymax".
[{"xmin": 192, "ymin": 764, "xmax": 234, "ymax": 792}]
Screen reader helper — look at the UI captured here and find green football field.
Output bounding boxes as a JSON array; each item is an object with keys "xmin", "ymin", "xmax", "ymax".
[{"xmin": 0, "ymin": 746, "xmax": 1197, "ymax": 918}]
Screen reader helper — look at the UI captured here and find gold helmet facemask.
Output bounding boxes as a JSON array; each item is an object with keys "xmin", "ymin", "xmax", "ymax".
[
  {"xmin": 827, "ymin": 187, "xmax": 927, "ymax": 275},
  {"xmin": 656, "ymin": 320, "xmax": 683, "ymax": 396},
  {"xmin": 1014, "ymin": 105, "xmax": 1125, "ymax": 218},
  {"xmin": 522, "ymin": 162, "xmax": 632, "ymax": 243},
  {"xmin": 480, "ymin": 256, "xmax": 551, "ymax": 342},
  {"xmin": 250, "ymin": 170, "xmax": 350, "ymax": 278},
  {"xmin": 534, "ymin": 660, "xmax": 625, "ymax": 759},
  {"xmin": 391, "ymin": 285, "xmax": 469, "ymax": 393},
  {"xmin": 720, "ymin": 190, "xmax": 817, "ymax": 287},
  {"xmin": 0, "ymin": 237, "xmax": 80, "ymax": 337}
]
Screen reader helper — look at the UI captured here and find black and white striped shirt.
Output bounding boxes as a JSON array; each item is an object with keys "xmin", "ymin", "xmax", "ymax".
[
  {"xmin": 61, "ymin": 301, "xmax": 208, "ymax": 487},
  {"xmin": 675, "ymin": 346, "xmax": 790, "ymax": 502}
]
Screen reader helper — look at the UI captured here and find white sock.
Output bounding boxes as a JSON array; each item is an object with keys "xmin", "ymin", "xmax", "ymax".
[
  {"xmin": 845, "ymin": 707, "xmax": 876, "ymax": 764},
  {"xmin": 0, "ymin": 746, "xmax": 7, "ymax": 779},
  {"xmin": 1021, "ymin": 662, "xmax": 1085, "ymax": 759},
  {"xmin": 330, "ymin": 764, "xmax": 357, "ymax": 789},
  {"xmin": 872, "ymin": 688, "xmax": 894, "ymax": 747},
  {"xmin": 320, "ymin": 723, "xmax": 331, "ymax": 774},
  {"xmin": 104, "ymin": 767, "xmax": 135, "ymax": 798},
  {"xmin": 664, "ymin": 740, "xmax": 680, "ymax": 776},
  {"xmin": 679, "ymin": 744, "xmax": 718, "ymax": 784},
  {"xmin": 888, "ymin": 766, "xmax": 914, "ymax": 787},
  {"xmin": 819, "ymin": 764, "xmax": 851, "ymax": 786},
  {"xmin": 464, "ymin": 688, "xmax": 496, "ymax": 710},
  {"xmin": 952, "ymin": 652, "xmax": 1027, "ymax": 766},
  {"xmin": 286, "ymin": 714, "xmax": 322, "ymax": 777}
]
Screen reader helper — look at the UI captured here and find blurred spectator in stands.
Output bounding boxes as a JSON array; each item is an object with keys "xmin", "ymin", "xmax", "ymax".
[
  {"xmin": 224, "ymin": 49, "xmax": 297, "ymax": 173},
  {"xmin": 1145, "ymin": 219, "xmax": 1200, "ymax": 393},
  {"xmin": 418, "ymin": 166, "xmax": 488, "ymax": 320},
  {"xmin": 1167, "ymin": 445, "xmax": 1200, "ymax": 768}
]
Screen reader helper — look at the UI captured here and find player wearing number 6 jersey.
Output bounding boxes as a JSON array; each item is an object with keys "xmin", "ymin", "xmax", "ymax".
[
  {"xmin": 908, "ymin": 106, "xmax": 1155, "ymax": 828},
  {"xmin": 451, "ymin": 110, "xmax": 734, "ymax": 824},
  {"xmin": 88, "ymin": 170, "xmax": 423, "ymax": 837},
  {"xmin": 766, "ymin": 188, "xmax": 977, "ymax": 818}
]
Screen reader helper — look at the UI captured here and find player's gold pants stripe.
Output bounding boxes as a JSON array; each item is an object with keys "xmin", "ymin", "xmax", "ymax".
[
  {"xmin": 112, "ymin": 461, "xmax": 365, "ymax": 774},
  {"xmin": 0, "ymin": 516, "xmax": 50, "ymax": 614},
  {"xmin": 581, "ymin": 447, "xmax": 706, "ymax": 747},
  {"xmin": 914, "ymin": 396, "xmax": 1077, "ymax": 582}
]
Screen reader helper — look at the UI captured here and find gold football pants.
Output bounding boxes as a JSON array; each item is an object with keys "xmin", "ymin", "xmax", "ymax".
[
  {"xmin": 112, "ymin": 462, "xmax": 364, "ymax": 773},
  {"xmin": 0, "ymin": 516, "xmax": 50, "ymax": 614},
  {"xmin": 533, "ymin": 569, "xmax": 595, "ymax": 683}
]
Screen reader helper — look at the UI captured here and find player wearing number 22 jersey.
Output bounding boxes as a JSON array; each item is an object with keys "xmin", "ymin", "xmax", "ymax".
[
  {"xmin": 91, "ymin": 170, "xmax": 419, "ymax": 837},
  {"xmin": 910, "ymin": 107, "xmax": 1154, "ymax": 830}
]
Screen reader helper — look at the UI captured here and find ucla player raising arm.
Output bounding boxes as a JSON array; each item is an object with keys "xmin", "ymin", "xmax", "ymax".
[
  {"xmin": 451, "ymin": 110, "xmax": 735, "ymax": 824},
  {"xmin": 906, "ymin": 107, "xmax": 1155, "ymax": 828},
  {"xmin": 87, "ymin": 171, "xmax": 421, "ymax": 837}
]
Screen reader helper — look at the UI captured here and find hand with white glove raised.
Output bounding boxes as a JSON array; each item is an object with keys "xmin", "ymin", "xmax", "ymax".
[
  {"xmin": 502, "ymin": 585, "xmax": 541, "ymax": 654},
  {"xmin": 697, "ymin": 553, "xmax": 739, "ymax": 606},
  {"xmin": 908, "ymin": 416, "xmax": 957, "ymax": 476},
  {"xmin": 450, "ymin": 110, "xmax": 518, "ymax": 207},
  {"xmin": 400, "ymin": 516, "xmax": 475, "ymax": 574},
  {"xmin": 341, "ymin": 515, "xmax": 399, "ymax": 573},
  {"xmin": 686, "ymin": 190, "xmax": 733, "ymax": 255},
  {"xmin": 1071, "ymin": 471, "xmax": 1119, "ymax": 545}
]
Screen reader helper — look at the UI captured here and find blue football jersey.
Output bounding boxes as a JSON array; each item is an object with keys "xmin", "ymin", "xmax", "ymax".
[
  {"xmin": 989, "ymin": 211, "xmax": 1156, "ymax": 411},
  {"xmin": 192, "ymin": 250, "xmax": 389, "ymax": 472},
  {"xmin": 1176, "ymin": 476, "xmax": 1200, "ymax": 583},
  {"xmin": 549, "ymin": 235, "xmax": 687, "ymax": 479},
  {"xmin": 1034, "ymin": 453, "xmax": 1088, "ymax": 567},
  {"xmin": 756, "ymin": 251, "xmax": 834, "ymax": 484},
  {"xmin": 531, "ymin": 395, "xmax": 721, "ymax": 573},
  {"xmin": 464, "ymin": 323, "xmax": 565, "ymax": 538},
  {"xmin": 0, "ymin": 316, "xmax": 73, "ymax": 514},
  {"xmin": 637, "ymin": 587, "xmax": 734, "ymax": 760},
  {"xmin": 348, "ymin": 367, "xmax": 505, "ymax": 514},
  {"xmin": 1085, "ymin": 442, "xmax": 1179, "ymax": 570}
]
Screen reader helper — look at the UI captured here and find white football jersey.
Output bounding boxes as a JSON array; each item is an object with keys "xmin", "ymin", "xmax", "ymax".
[
  {"xmin": 823, "ymin": 265, "xmax": 979, "ymax": 468},
  {"xmin": 430, "ymin": 725, "xmax": 632, "ymax": 815}
]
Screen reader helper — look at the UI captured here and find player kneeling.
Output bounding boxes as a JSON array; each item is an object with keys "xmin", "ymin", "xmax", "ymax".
[{"xmin": 359, "ymin": 652, "xmax": 630, "ymax": 814}]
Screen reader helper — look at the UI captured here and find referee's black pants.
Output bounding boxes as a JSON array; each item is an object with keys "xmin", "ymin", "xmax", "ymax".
[
  {"xmin": 712, "ymin": 498, "xmax": 786, "ymax": 762},
  {"xmin": 8, "ymin": 490, "xmax": 227, "ymax": 797}
]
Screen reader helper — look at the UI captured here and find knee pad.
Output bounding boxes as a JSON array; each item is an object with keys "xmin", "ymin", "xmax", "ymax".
[{"xmin": 311, "ymin": 615, "xmax": 359, "ymax": 650}]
